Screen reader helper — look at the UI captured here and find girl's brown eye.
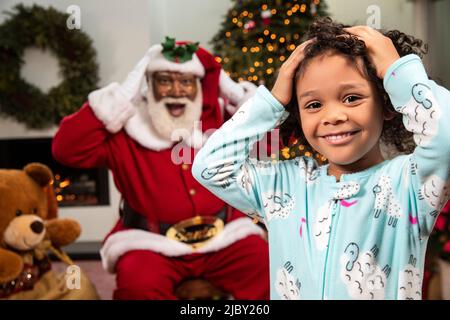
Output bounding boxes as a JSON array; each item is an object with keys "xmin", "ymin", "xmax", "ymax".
[
  {"xmin": 16, "ymin": 209, "xmax": 22, "ymax": 216},
  {"xmin": 305, "ymin": 102, "xmax": 321, "ymax": 109},
  {"xmin": 344, "ymin": 95, "xmax": 360, "ymax": 103}
]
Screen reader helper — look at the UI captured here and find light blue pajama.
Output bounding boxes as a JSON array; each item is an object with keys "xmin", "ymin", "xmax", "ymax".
[{"xmin": 192, "ymin": 54, "xmax": 450, "ymax": 299}]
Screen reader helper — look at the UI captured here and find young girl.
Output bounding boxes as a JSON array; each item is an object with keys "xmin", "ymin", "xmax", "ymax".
[{"xmin": 192, "ymin": 18, "xmax": 450, "ymax": 299}]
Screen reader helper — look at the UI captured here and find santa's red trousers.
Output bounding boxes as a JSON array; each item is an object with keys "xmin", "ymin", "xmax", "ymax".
[{"xmin": 113, "ymin": 235, "xmax": 269, "ymax": 300}]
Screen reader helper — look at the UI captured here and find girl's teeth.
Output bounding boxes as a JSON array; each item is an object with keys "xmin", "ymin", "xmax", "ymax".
[{"xmin": 326, "ymin": 132, "xmax": 351, "ymax": 141}]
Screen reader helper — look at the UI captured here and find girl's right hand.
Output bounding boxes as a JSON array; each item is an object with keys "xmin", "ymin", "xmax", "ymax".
[{"xmin": 271, "ymin": 39, "xmax": 314, "ymax": 106}]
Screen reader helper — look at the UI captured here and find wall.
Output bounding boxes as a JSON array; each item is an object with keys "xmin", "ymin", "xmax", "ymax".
[{"xmin": 327, "ymin": 0, "xmax": 414, "ymax": 34}]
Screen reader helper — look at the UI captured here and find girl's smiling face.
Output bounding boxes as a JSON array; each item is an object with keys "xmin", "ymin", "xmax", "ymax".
[{"xmin": 296, "ymin": 52, "xmax": 389, "ymax": 175}]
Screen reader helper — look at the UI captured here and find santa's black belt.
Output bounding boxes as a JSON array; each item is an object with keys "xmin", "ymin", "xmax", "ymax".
[{"xmin": 120, "ymin": 201, "xmax": 227, "ymax": 248}]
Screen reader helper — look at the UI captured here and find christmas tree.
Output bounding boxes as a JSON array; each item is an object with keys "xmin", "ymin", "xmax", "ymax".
[
  {"xmin": 211, "ymin": 0, "xmax": 328, "ymax": 162},
  {"xmin": 211, "ymin": 0, "xmax": 328, "ymax": 89}
]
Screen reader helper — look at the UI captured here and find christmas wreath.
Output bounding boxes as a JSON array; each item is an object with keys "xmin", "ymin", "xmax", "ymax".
[{"xmin": 0, "ymin": 4, "xmax": 99, "ymax": 129}]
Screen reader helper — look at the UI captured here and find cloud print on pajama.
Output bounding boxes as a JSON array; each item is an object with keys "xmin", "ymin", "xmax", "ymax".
[
  {"xmin": 298, "ymin": 160, "xmax": 321, "ymax": 185},
  {"xmin": 275, "ymin": 262, "xmax": 301, "ymax": 300},
  {"xmin": 400, "ymin": 83, "xmax": 441, "ymax": 147},
  {"xmin": 372, "ymin": 176, "xmax": 403, "ymax": 227},
  {"xmin": 340, "ymin": 243, "xmax": 388, "ymax": 300},
  {"xmin": 402, "ymin": 157, "xmax": 417, "ymax": 188},
  {"xmin": 236, "ymin": 164, "xmax": 252, "ymax": 193},
  {"xmin": 200, "ymin": 160, "xmax": 236, "ymax": 189},
  {"xmin": 398, "ymin": 255, "xmax": 422, "ymax": 300},
  {"xmin": 314, "ymin": 200, "xmax": 334, "ymax": 251},
  {"xmin": 235, "ymin": 165, "xmax": 267, "ymax": 222},
  {"xmin": 314, "ymin": 182, "xmax": 360, "ymax": 250},
  {"xmin": 263, "ymin": 192, "xmax": 295, "ymax": 221},
  {"xmin": 418, "ymin": 175, "xmax": 450, "ymax": 216}
]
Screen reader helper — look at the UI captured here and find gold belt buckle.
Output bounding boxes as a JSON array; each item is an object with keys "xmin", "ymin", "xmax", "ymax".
[{"xmin": 165, "ymin": 215, "xmax": 224, "ymax": 249}]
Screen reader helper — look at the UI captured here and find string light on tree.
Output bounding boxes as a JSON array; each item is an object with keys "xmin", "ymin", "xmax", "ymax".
[{"xmin": 244, "ymin": 20, "xmax": 256, "ymax": 30}]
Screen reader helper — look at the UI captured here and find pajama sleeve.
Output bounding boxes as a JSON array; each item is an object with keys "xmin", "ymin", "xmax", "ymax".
[
  {"xmin": 384, "ymin": 54, "xmax": 450, "ymax": 237},
  {"xmin": 192, "ymin": 86, "xmax": 292, "ymax": 225}
]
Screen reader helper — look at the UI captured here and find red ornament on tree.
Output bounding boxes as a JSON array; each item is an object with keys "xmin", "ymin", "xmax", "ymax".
[{"xmin": 261, "ymin": 9, "xmax": 272, "ymax": 25}]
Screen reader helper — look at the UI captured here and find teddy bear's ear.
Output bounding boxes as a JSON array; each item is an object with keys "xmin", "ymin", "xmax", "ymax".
[
  {"xmin": 24, "ymin": 163, "xmax": 58, "ymax": 220},
  {"xmin": 23, "ymin": 163, "xmax": 54, "ymax": 187}
]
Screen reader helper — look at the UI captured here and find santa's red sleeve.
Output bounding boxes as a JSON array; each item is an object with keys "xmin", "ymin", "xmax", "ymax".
[{"xmin": 52, "ymin": 103, "xmax": 111, "ymax": 168}]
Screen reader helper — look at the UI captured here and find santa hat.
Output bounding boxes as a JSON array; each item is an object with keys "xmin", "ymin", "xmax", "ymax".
[{"xmin": 88, "ymin": 37, "xmax": 256, "ymax": 149}]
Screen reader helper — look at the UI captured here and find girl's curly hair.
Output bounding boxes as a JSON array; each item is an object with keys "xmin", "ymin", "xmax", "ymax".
[{"xmin": 279, "ymin": 17, "xmax": 428, "ymax": 154}]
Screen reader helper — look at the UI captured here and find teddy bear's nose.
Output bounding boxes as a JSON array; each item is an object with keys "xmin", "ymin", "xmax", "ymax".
[{"xmin": 30, "ymin": 221, "xmax": 44, "ymax": 234}]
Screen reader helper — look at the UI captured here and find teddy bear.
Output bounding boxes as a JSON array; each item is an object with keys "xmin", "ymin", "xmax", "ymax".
[{"xmin": 0, "ymin": 162, "xmax": 99, "ymax": 299}]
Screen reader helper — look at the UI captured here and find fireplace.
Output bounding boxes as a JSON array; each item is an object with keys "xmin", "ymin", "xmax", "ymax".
[{"xmin": 0, "ymin": 137, "xmax": 109, "ymax": 207}]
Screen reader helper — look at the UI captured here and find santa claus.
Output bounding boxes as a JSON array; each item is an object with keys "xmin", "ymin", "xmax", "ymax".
[{"xmin": 52, "ymin": 38, "xmax": 269, "ymax": 300}]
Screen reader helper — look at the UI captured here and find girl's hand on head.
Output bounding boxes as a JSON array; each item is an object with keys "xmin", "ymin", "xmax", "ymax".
[
  {"xmin": 271, "ymin": 39, "xmax": 314, "ymax": 106},
  {"xmin": 344, "ymin": 26, "xmax": 400, "ymax": 79}
]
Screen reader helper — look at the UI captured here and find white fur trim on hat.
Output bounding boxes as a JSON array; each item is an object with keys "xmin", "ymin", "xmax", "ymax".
[
  {"xmin": 100, "ymin": 217, "xmax": 265, "ymax": 273},
  {"xmin": 145, "ymin": 44, "xmax": 205, "ymax": 78}
]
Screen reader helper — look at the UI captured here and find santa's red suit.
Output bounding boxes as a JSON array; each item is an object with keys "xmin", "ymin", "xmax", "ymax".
[{"xmin": 52, "ymin": 43, "xmax": 269, "ymax": 299}]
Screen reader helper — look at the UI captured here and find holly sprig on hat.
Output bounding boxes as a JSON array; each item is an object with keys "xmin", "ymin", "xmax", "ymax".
[{"xmin": 161, "ymin": 36, "xmax": 199, "ymax": 63}]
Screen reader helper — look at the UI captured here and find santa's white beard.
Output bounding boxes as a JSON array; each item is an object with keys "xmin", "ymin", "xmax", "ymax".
[{"xmin": 146, "ymin": 87, "xmax": 203, "ymax": 142}]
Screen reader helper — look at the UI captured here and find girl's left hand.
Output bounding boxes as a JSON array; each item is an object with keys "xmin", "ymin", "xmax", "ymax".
[{"xmin": 344, "ymin": 26, "xmax": 400, "ymax": 79}]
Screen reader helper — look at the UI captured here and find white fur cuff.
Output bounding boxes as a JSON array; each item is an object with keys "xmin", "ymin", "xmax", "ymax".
[
  {"xmin": 238, "ymin": 81, "xmax": 257, "ymax": 107},
  {"xmin": 219, "ymin": 70, "xmax": 257, "ymax": 115},
  {"xmin": 88, "ymin": 83, "xmax": 136, "ymax": 133},
  {"xmin": 219, "ymin": 69, "xmax": 245, "ymax": 106}
]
